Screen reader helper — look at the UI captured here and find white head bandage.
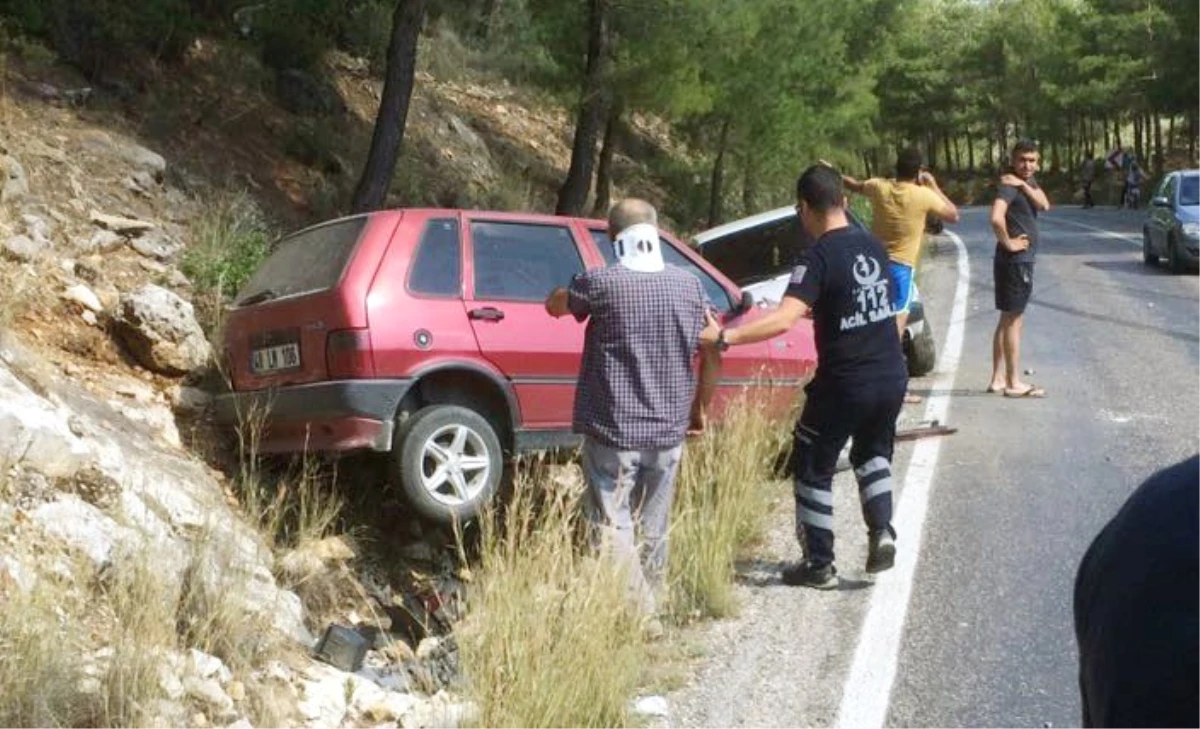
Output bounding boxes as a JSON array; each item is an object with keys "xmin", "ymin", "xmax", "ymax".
[{"xmin": 613, "ymin": 222, "xmax": 664, "ymax": 272}]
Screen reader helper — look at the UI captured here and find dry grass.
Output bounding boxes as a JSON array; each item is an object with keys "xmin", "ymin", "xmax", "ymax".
[
  {"xmin": 95, "ymin": 558, "xmax": 175, "ymax": 728},
  {"xmin": 667, "ymin": 387, "xmax": 795, "ymax": 622},
  {"xmin": 176, "ymin": 535, "xmax": 279, "ymax": 676},
  {"xmin": 0, "ymin": 572, "xmax": 96, "ymax": 727},
  {"xmin": 0, "ymin": 263, "xmax": 35, "ymax": 332},
  {"xmin": 456, "ymin": 462, "xmax": 648, "ymax": 728}
]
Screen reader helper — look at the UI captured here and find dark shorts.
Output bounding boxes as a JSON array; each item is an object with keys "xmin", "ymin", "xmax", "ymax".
[{"xmin": 994, "ymin": 258, "xmax": 1034, "ymax": 313}]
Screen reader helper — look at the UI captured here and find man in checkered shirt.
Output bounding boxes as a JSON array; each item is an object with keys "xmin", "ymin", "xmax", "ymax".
[{"xmin": 545, "ymin": 198, "xmax": 717, "ymax": 635}]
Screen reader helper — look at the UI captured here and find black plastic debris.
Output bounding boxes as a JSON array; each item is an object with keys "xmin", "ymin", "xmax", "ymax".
[{"xmin": 313, "ymin": 624, "xmax": 370, "ymax": 673}]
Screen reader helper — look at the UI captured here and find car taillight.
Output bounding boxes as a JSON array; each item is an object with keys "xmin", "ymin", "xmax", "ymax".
[{"xmin": 325, "ymin": 328, "xmax": 373, "ymax": 379}]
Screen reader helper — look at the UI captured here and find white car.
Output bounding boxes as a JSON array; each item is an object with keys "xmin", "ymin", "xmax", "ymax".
[{"xmin": 693, "ymin": 206, "xmax": 936, "ymax": 376}]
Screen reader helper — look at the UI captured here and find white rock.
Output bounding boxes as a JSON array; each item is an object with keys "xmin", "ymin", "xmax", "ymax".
[
  {"xmin": 79, "ymin": 130, "xmax": 167, "ymax": 179},
  {"xmin": 633, "ymin": 695, "xmax": 670, "ymax": 718},
  {"xmin": 158, "ymin": 663, "xmax": 185, "ymax": 700},
  {"xmin": 115, "ymin": 284, "xmax": 212, "ymax": 375},
  {"xmin": 171, "ymin": 385, "xmax": 213, "ymax": 413},
  {"xmin": 22, "ymin": 214, "xmax": 51, "ymax": 243},
  {"xmin": 1, "ymin": 155, "xmax": 29, "ymax": 202},
  {"xmin": 84, "ymin": 229, "xmax": 125, "ymax": 253},
  {"xmin": 416, "ymin": 637, "xmax": 441, "ymax": 660},
  {"xmin": 90, "ymin": 210, "xmax": 155, "ymax": 235},
  {"xmin": 82, "ymin": 310, "xmax": 98, "ymax": 327},
  {"xmin": 188, "ymin": 649, "xmax": 233, "ymax": 685},
  {"xmin": 0, "ymin": 554, "xmax": 36, "ymax": 594},
  {"xmin": 184, "ymin": 676, "xmax": 234, "ymax": 714},
  {"xmin": 3, "ymin": 234, "xmax": 43, "ymax": 262},
  {"xmin": 64, "ymin": 284, "xmax": 104, "ymax": 313},
  {"xmin": 30, "ymin": 497, "xmax": 139, "ymax": 569}
]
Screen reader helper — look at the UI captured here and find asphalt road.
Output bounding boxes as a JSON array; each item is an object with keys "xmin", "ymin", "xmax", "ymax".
[
  {"xmin": 888, "ymin": 205, "xmax": 1199, "ymax": 727},
  {"xmin": 659, "ymin": 205, "xmax": 1198, "ymax": 729}
]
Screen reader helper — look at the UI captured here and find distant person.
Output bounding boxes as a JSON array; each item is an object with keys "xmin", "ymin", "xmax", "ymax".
[
  {"xmin": 1073, "ymin": 455, "xmax": 1199, "ymax": 727},
  {"xmin": 1080, "ymin": 156, "xmax": 1096, "ymax": 209},
  {"xmin": 544, "ymin": 198, "xmax": 717, "ymax": 638},
  {"xmin": 700, "ymin": 165, "xmax": 906, "ymax": 589},
  {"xmin": 987, "ymin": 139, "xmax": 1050, "ymax": 398},
  {"xmin": 1124, "ymin": 159, "xmax": 1146, "ymax": 209},
  {"xmin": 828, "ymin": 149, "xmax": 959, "ymax": 404}
]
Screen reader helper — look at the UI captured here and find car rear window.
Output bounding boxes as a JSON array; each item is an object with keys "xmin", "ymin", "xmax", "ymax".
[{"xmin": 236, "ymin": 217, "xmax": 369, "ymax": 305}]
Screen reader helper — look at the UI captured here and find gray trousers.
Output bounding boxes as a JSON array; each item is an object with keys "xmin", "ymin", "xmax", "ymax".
[{"xmin": 580, "ymin": 436, "xmax": 683, "ymax": 616}]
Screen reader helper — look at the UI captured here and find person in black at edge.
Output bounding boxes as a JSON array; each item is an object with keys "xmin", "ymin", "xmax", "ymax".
[
  {"xmin": 1073, "ymin": 455, "xmax": 1199, "ymax": 727},
  {"xmin": 700, "ymin": 164, "xmax": 907, "ymax": 589}
]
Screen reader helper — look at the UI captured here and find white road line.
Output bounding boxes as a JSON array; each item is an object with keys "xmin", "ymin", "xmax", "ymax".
[
  {"xmin": 835, "ymin": 230, "xmax": 970, "ymax": 729},
  {"xmin": 1045, "ymin": 214, "xmax": 1142, "ymax": 246}
]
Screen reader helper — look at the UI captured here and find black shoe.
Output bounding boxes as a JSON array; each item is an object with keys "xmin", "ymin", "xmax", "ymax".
[
  {"xmin": 781, "ymin": 560, "xmax": 837, "ymax": 589},
  {"xmin": 866, "ymin": 529, "xmax": 896, "ymax": 574}
]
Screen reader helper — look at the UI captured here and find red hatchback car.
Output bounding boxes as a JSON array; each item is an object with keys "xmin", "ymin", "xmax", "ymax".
[{"xmin": 215, "ymin": 209, "xmax": 816, "ymax": 524}]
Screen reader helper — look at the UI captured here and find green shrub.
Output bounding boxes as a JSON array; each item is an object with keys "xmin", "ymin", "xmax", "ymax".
[
  {"xmin": 0, "ymin": 0, "xmax": 200, "ymax": 76},
  {"xmin": 256, "ymin": 0, "xmax": 345, "ymax": 71},
  {"xmin": 181, "ymin": 191, "xmax": 272, "ymax": 335}
]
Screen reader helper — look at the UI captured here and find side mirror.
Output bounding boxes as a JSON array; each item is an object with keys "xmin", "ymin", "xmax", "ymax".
[
  {"xmin": 1151, "ymin": 196, "xmax": 1171, "ymax": 208},
  {"xmin": 736, "ymin": 290, "xmax": 754, "ymax": 314}
]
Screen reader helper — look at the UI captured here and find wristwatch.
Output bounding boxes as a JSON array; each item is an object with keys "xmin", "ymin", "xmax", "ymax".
[{"xmin": 716, "ymin": 328, "xmax": 730, "ymax": 352}]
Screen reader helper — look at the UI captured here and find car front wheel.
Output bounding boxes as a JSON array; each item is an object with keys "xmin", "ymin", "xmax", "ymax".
[
  {"xmin": 1169, "ymin": 232, "xmax": 1188, "ymax": 275},
  {"xmin": 903, "ymin": 321, "xmax": 937, "ymax": 377},
  {"xmin": 394, "ymin": 404, "xmax": 502, "ymax": 525},
  {"xmin": 1143, "ymin": 227, "xmax": 1159, "ymax": 265}
]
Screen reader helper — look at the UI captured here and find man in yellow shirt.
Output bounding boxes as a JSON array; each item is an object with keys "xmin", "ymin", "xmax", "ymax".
[{"xmin": 828, "ymin": 149, "xmax": 959, "ymax": 402}]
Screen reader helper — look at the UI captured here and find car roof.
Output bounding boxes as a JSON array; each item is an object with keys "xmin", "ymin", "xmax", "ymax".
[{"xmin": 692, "ymin": 206, "xmax": 795, "ymax": 247}]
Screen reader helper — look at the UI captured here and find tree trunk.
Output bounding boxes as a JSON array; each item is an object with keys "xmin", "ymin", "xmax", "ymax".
[
  {"xmin": 1066, "ymin": 115, "xmax": 1075, "ymax": 171},
  {"xmin": 707, "ymin": 118, "xmax": 731, "ymax": 229},
  {"xmin": 350, "ymin": 0, "xmax": 427, "ymax": 213},
  {"xmin": 742, "ymin": 150, "xmax": 758, "ymax": 215},
  {"xmin": 952, "ymin": 134, "xmax": 961, "ymax": 172},
  {"xmin": 477, "ymin": 0, "xmax": 504, "ymax": 39},
  {"xmin": 861, "ymin": 150, "xmax": 873, "ymax": 178},
  {"xmin": 1168, "ymin": 115, "xmax": 1175, "ymax": 156},
  {"xmin": 590, "ymin": 99, "xmax": 621, "ymax": 218},
  {"xmin": 927, "ymin": 131, "xmax": 938, "ymax": 170},
  {"xmin": 350, "ymin": 0, "xmax": 427, "ymax": 212},
  {"xmin": 555, "ymin": 0, "xmax": 612, "ymax": 216},
  {"xmin": 1189, "ymin": 110, "xmax": 1197, "ymax": 164},
  {"xmin": 1134, "ymin": 114, "xmax": 1144, "ymax": 162},
  {"xmin": 942, "ymin": 133, "xmax": 952, "ymax": 173},
  {"xmin": 967, "ymin": 126, "xmax": 975, "ymax": 172},
  {"xmin": 1103, "ymin": 114, "xmax": 1111, "ymax": 152},
  {"xmin": 1153, "ymin": 114, "xmax": 1163, "ymax": 176},
  {"xmin": 1113, "ymin": 116, "xmax": 1122, "ymax": 151}
]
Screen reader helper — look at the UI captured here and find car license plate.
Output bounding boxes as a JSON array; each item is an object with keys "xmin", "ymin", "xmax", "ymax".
[{"xmin": 251, "ymin": 343, "xmax": 301, "ymax": 374}]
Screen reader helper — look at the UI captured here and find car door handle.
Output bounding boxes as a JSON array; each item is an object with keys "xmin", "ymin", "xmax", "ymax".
[{"xmin": 468, "ymin": 307, "xmax": 505, "ymax": 321}]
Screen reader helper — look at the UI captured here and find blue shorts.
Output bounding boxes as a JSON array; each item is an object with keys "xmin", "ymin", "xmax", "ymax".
[{"xmin": 889, "ymin": 262, "xmax": 914, "ymax": 315}]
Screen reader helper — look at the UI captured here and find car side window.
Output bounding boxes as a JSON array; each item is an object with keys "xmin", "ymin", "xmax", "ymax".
[
  {"xmin": 589, "ymin": 230, "xmax": 734, "ymax": 313},
  {"xmin": 472, "ymin": 221, "xmax": 584, "ymax": 301},
  {"xmin": 1163, "ymin": 175, "xmax": 1177, "ymax": 204},
  {"xmin": 408, "ymin": 218, "xmax": 461, "ymax": 297}
]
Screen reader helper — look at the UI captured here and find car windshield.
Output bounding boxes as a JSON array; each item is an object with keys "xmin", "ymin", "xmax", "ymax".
[{"xmin": 1179, "ymin": 175, "xmax": 1199, "ymax": 206}]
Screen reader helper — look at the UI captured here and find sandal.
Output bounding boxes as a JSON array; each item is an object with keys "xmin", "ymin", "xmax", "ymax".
[{"xmin": 1003, "ymin": 384, "xmax": 1046, "ymax": 398}]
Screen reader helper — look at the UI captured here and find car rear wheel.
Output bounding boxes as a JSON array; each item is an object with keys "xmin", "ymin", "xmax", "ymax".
[
  {"xmin": 394, "ymin": 404, "xmax": 502, "ymax": 526},
  {"xmin": 1168, "ymin": 233, "xmax": 1187, "ymax": 274},
  {"xmin": 1143, "ymin": 228, "xmax": 1159, "ymax": 265}
]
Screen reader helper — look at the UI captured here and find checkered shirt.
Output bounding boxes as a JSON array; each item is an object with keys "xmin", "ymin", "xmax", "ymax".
[{"xmin": 568, "ymin": 264, "xmax": 706, "ymax": 450}]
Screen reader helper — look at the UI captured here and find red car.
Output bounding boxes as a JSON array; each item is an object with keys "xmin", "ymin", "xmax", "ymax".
[{"xmin": 215, "ymin": 209, "xmax": 816, "ymax": 524}]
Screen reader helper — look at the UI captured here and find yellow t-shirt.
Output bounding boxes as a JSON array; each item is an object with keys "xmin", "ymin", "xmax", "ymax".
[{"xmin": 861, "ymin": 178, "xmax": 944, "ymax": 267}]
